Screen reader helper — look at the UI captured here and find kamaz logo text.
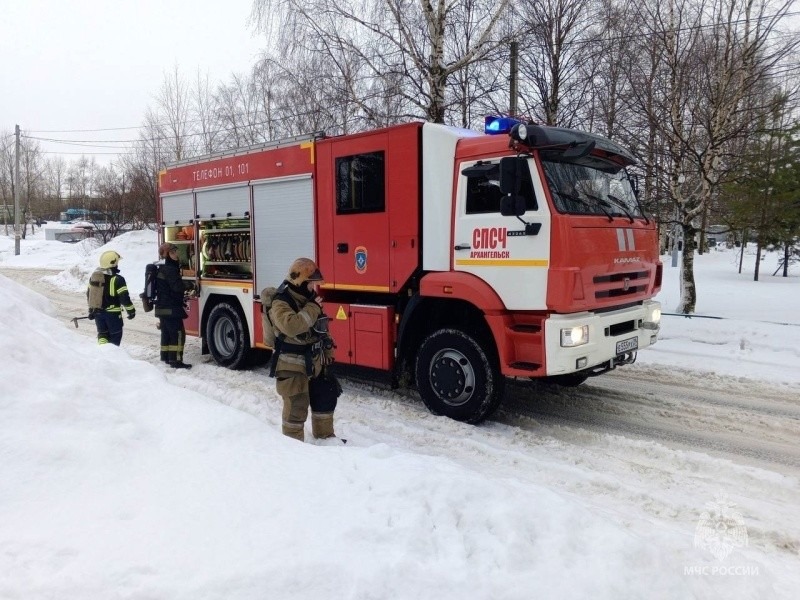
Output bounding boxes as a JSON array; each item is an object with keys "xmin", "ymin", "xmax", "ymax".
[
  {"xmin": 472, "ymin": 227, "xmax": 507, "ymax": 249},
  {"xmin": 614, "ymin": 257, "xmax": 640, "ymax": 264}
]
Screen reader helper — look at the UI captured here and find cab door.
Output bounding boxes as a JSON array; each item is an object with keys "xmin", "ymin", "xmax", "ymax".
[
  {"xmin": 452, "ymin": 158, "xmax": 551, "ymax": 310},
  {"xmin": 316, "ymin": 124, "xmax": 420, "ymax": 294},
  {"xmin": 319, "ymin": 134, "xmax": 391, "ymax": 291}
]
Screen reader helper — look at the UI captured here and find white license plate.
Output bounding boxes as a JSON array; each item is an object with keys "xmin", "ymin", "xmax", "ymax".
[{"xmin": 616, "ymin": 336, "xmax": 639, "ymax": 354}]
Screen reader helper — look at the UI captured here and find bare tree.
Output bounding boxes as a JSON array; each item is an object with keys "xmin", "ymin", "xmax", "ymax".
[
  {"xmin": 19, "ymin": 139, "xmax": 45, "ymax": 237},
  {"xmin": 90, "ymin": 165, "xmax": 126, "ymax": 243},
  {"xmin": 43, "ymin": 156, "xmax": 68, "ymax": 219},
  {"xmin": 628, "ymin": 0, "xmax": 799, "ymax": 312},
  {"xmin": 194, "ymin": 69, "xmax": 223, "ymax": 155},
  {"xmin": 252, "ymin": 0, "xmax": 514, "ymax": 124},
  {"xmin": 516, "ymin": 0, "xmax": 600, "ymax": 127},
  {"xmin": 155, "ymin": 65, "xmax": 194, "ymax": 161},
  {"xmin": 214, "ymin": 73, "xmax": 266, "ymax": 147},
  {"xmin": 0, "ymin": 130, "xmax": 14, "ymax": 234}
]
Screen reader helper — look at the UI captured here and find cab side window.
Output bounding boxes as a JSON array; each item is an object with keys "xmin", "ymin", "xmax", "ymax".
[
  {"xmin": 336, "ymin": 151, "xmax": 385, "ymax": 214},
  {"xmin": 462, "ymin": 161, "xmax": 537, "ymax": 214}
]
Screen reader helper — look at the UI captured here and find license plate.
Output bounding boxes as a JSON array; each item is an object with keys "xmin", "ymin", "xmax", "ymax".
[{"xmin": 616, "ymin": 336, "xmax": 638, "ymax": 354}]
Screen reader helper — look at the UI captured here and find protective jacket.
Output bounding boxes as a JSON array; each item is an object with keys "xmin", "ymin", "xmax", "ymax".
[
  {"xmin": 87, "ymin": 267, "xmax": 135, "ymax": 316},
  {"xmin": 269, "ymin": 282, "xmax": 331, "ymax": 377},
  {"xmin": 154, "ymin": 256, "xmax": 188, "ymax": 318}
]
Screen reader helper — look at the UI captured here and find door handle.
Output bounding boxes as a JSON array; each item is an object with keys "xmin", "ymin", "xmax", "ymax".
[
  {"xmin": 337, "ymin": 243, "xmax": 349, "ymax": 254},
  {"xmin": 454, "ymin": 244, "xmax": 471, "ymax": 251}
]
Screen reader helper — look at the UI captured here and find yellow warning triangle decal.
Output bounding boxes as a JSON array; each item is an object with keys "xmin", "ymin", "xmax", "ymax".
[{"xmin": 336, "ymin": 306, "xmax": 347, "ymax": 320}]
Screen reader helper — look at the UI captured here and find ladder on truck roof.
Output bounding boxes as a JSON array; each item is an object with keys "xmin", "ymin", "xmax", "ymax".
[{"xmin": 167, "ymin": 131, "xmax": 326, "ymax": 168}]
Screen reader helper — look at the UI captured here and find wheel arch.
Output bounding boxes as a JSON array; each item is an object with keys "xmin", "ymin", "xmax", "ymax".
[
  {"xmin": 396, "ymin": 295, "xmax": 498, "ymax": 387},
  {"xmin": 201, "ymin": 292, "xmax": 251, "ymax": 340}
]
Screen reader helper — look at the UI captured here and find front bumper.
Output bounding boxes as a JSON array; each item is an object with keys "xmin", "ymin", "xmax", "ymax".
[{"xmin": 544, "ymin": 300, "xmax": 661, "ymax": 375}]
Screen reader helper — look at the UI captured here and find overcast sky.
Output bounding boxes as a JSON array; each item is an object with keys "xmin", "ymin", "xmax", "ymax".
[{"xmin": 1, "ymin": 0, "xmax": 264, "ymax": 165}]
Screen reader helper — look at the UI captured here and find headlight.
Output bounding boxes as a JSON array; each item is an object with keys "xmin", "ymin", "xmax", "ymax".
[
  {"xmin": 561, "ymin": 325, "xmax": 589, "ymax": 347},
  {"xmin": 642, "ymin": 306, "xmax": 661, "ymax": 330}
]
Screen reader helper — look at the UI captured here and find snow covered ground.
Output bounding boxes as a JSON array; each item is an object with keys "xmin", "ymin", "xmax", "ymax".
[{"xmin": 1, "ymin": 225, "xmax": 798, "ymax": 599}]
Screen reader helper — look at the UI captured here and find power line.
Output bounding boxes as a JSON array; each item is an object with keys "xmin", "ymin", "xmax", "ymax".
[
  {"xmin": 26, "ymin": 124, "xmax": 145, "ymax": 134},
  {"xmin": 39, "ymin": 150, "xmax": 134, "ymax": 156},
  {"xmin": 22, "ymin": 135, "xmax": 142, "ymax": 148}
]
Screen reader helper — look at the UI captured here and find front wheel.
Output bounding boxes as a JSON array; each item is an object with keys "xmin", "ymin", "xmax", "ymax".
[
  {"xmin": 415, "ymin": 328, "xmax": 504, "ymax": 424},
  {"xmin": 207, "ymin": 302, "xmax": 250, "ymax": 369}
]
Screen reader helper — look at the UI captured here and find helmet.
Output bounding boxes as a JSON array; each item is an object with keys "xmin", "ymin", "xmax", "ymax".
[
  {"xmin": 159, "ymin": 242, "xmax": 178, "ymax": 258},
  {"xmin": 99, "ymin": 250, "xmax": 121, "ymax": 269},
  {"xmin": 288, "ymin": 257, "xmax": 323, "ymax": 285}
]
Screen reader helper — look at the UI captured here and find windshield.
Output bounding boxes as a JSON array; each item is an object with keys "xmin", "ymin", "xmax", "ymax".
[{"xmin": 542, "ymin": 160, "xmax": 642, "ymax": 219}]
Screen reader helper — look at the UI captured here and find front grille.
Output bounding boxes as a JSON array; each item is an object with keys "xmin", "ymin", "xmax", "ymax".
[{"xmin": 593, "ymin": 270, "xmax": 649, "ymax": 299}]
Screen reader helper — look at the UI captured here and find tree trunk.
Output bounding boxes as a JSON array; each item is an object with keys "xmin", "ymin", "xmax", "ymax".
[
  {"xmin": 754, "ymin": 240, "xmax": 762, "ymax": 281},
  {"xmin": 738, "ymin": 229, "xmax": 747, "ymax": 274},
  {"xmin": 698, "ymin": 203, "xmax": 708, "ymax": 255},
  {"xmin": 783, "ymin": 243, "xmax": 790, "ymax": 277},
  {"xmin": 676, "ymin": 222, "xmax": 697, "ymax": 313}
]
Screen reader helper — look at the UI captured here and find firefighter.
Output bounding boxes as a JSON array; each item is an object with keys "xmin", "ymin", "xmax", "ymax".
[
  {"xmin": 155, "ymin": 242, "xmax": 194, "ymax": 369},
  {"xmin": 86, "ymin": 250, "xmax": 136, "ymax": 346},
  {"xmin": 269, "ymin": 258, "xmax": 340, "ymax": 442}
]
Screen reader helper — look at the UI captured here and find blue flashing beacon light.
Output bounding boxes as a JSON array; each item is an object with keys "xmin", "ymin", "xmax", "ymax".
[{"xmin": 484, "ymin": 115, "xmax": 522, "ymax": 135}]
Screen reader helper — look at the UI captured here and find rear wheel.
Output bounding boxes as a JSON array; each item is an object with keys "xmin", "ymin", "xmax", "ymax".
[
  {"xmin": 207, "ymin": 302, "xmax": 250, "ymax": 369},
  {"xmin": 415, "ymin": 328, "xmax": 503, "ymax": 424}
]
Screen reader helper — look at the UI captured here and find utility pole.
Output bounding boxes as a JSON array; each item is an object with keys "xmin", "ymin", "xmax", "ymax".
[
  {"xmin": 509, "ymin": 41, "xmax": 518, "ymax": 117},
  {"xmin": 14, "ymin": 124, "xmax": 21, "ymax": 256}
]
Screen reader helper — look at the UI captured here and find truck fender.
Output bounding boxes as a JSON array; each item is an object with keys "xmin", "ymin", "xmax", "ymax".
[
  {"xmin": 395, "ymin": 272, "xmax": 505, "ymax": 384},
  {"xmin": 418, "ymin": 271, "xmax": 506, "ymax": 310}
]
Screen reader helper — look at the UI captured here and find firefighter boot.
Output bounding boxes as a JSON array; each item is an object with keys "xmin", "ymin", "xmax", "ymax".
[
  {"xmin": 281, "ymin": 392, "xmax": 310, "ymax": 442},
  {"xmin": 311, "ymin": 412, "xmax": 335, "ymax": 440}
]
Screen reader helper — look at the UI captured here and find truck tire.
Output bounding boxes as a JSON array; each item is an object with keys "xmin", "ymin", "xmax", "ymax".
[
  {"xmin": 207, "ymin": 302, "xmax": 250, "ymax": 369},
  {"xmin": 415, "ymin": 328, "xmax": 504, "ymax": 424}
]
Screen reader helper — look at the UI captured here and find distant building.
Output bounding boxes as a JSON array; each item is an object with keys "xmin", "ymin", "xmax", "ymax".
[{"xmin": 706, "ymin": 225, "xmax": 732, "ymax": 247}]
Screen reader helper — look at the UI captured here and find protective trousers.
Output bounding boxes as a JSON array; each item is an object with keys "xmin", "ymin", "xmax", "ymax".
[
  {"xmin": 159, "ymin": 316, "xmax": 186, "ymax": 364},
  {"xmin": 275, "ymin": 370, "xmax": 335, "ymax": 441},
  {"xmin": 95, "ymin": 311, "xmax": 123, "ymax": 346}
]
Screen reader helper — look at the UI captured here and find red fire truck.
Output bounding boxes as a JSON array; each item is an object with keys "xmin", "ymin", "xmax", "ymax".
[{"xmin": 157, "ymin": 117, "xmax": 662, "ymax": 423}]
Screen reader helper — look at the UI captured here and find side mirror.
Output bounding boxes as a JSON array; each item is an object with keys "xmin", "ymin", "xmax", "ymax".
[
  {"xmin": 630, "ymin": 173, "xmax": 640, "ymax": 195},
  {"xmin": 500, "ymin": 195, "xmax": 526, "ymax": 217},
  {"xmin": 499, "ymin": 156, "xmax": 526, "ymax": 195}
]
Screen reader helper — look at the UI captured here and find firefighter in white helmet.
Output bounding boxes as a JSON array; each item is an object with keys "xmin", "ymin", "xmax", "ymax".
[
  {"xmin": 268, "ymin": 258, "xmax": 341, "ymax": 443},
  {"xmin": 86, "ymin": 250, "xmax": 136, "ymax": 345}
]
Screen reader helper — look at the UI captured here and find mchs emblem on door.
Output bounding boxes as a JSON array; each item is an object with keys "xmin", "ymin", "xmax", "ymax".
[{"xmin": 355, "ymin": 246, "xmax": 368, "ymax": 274}]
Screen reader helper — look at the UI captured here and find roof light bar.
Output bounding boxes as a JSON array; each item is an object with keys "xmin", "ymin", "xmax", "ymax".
[{"xmin": 484, "ymin": 115, "xmax": 524, "ymax": 135}]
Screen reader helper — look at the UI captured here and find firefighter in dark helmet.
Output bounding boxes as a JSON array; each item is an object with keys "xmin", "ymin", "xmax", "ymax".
[
  {"xmin": 269, "ymin": 258, "xmax": 340, "ymax": 442},
  {"xmin": 155, "ymin": 242, "xmax": 194, "ymax": 369},
  {"xmin": 86, "ymin": 250, "xmax": 136, "ymax": 346}
]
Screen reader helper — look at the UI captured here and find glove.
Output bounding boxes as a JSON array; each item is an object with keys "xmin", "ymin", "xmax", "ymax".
[
  {"xmin": 322, "ymin": 347, "xmax": 335, "ymax": 366},
  {"xmin": 127, "ymin": 309, "xmax": 136, "ymax": 320},
  {"xmin": 87, "ymin": 308, "xmax": 96, "ymax": 321},
  {"xmin": 303, "ymin": 302, "xmax": 322, "ymax": 324}
]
